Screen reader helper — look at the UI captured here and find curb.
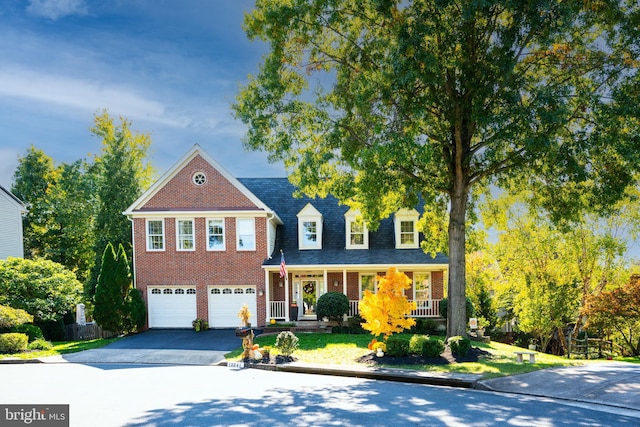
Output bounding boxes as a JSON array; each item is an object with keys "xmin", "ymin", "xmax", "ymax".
[{"xmin": 219, "ymin": 360, "xmax": 478, "ymax": 389}]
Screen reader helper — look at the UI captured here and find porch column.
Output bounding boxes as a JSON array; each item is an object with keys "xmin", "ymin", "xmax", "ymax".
[
  {"xmin": 284, "ymin": 272, "xmax": 290, "ymax": 322},
  {"xmin": 342, "ymin": 269, "xmax": 347, "ymax": 295},
  {"xmin": 264, "ymin": 269, "xmax": 270, "ymax": 322}
]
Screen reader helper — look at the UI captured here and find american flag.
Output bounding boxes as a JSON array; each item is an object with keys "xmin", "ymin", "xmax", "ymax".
[{"xmin": 279, "ymin": 252, "xmax": 287, "ymax": 278}]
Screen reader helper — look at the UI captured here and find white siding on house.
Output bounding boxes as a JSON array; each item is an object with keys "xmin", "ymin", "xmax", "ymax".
[{"xmin": 0, "ymin": 186, "xmax": 26, "ymax": 260}]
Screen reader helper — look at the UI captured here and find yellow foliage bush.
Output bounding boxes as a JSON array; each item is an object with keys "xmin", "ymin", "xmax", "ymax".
[{"xmin": 358, "ymin": 267, "xmax": 416, "ymax": 339}]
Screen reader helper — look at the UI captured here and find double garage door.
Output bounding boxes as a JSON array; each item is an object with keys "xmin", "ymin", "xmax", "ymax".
[{"xmin": 147, "ymin": 286, "xmax": 256, "ymax": 328}]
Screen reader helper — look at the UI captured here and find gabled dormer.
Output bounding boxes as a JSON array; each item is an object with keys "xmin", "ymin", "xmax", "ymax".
[
  {"xmin": 345, "ymin": 208, "xmax": 368, "ymax": 249},
  {"xmin": 394, "ymin": 208, "xmax": 419, "ymax": 249},
  {"xmin": 297, "ymin": 203, "xmax": 323, "ymax": 250}
]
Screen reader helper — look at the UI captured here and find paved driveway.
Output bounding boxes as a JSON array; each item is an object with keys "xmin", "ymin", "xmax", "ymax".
[{"xmin": 44, "ymin": 329, "xmax": 246, "ymax": 365}]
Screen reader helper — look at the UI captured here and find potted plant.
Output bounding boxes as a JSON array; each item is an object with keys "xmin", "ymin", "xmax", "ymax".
[
  {"xmin": 528, "ymin": 338, "xmax": 537, "ymax": 351},
  {"xmin": 192, "ymin": 318, "xmax": 208, "ymax": 332}
]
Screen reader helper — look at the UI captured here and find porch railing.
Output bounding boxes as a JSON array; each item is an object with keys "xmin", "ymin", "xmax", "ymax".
[
  {"xmin": 270, "ymin": 298, "xmax": 441, "ymax": 319},
  {"xmin": 348, "ymin": 299, "xmax": 441, "ymax": 318},
  {"xmin": 270, "ymin": 300, "xmax": 286, "ymax": 319}
]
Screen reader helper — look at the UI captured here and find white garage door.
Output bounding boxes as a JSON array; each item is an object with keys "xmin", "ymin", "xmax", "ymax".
[
  {"xmin": 208, "ymin": 286, "xmax": 257, "ymax": 328},
  {"xmin": 148, "ymin": 287, "xmax": 197, "ymax": 328}
]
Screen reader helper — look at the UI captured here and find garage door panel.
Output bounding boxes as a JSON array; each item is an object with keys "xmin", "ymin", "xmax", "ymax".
[
  {"xmin": 148, "ymin": 287, "xmax": 196, "ymax": 328},
  {"xmin": 208, "ymin": 286, "xmax": 257, "ymax": 328}
]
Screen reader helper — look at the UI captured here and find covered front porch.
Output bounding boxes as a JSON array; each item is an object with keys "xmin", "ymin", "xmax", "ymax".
[{"xmin": 263, "ymin": 267, "xmax": 445, "ymax": 323}]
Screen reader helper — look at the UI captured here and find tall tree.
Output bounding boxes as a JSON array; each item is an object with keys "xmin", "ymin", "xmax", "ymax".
[
  {"xmin": 234, "ymin": 0, "xmax": 640, "ymax": 336},
  {"xmin": 87, "ymin": 110, "xmax": 154, "ymax": 297},
  {"xmin": 93, "ymin": 243, "xmax": 121, "ymax": 332},
  {"xmin": 11, "ymin": 146, "xmax": 57, "ymax": 259},
  {"xmin": 46, "ymin": 160, "xmax": 99, "ymax": 283}
]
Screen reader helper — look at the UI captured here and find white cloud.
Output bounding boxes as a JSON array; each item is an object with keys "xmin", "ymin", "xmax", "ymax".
[
  {"xmin": 26, "ymin": 0, "xmax": 88, "ymax": 20},
  {"xmin": 0, "ymin": 67, "xmax": 193, "ymax": 128}
]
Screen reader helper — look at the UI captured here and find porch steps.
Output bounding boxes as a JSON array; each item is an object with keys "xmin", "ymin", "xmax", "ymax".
[{"xmin": 293, "ymin": 320, "xmax": 332, "ymax": 333}]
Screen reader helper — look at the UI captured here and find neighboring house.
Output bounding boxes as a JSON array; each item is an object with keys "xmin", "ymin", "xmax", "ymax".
[
  {"xmin": 124, "ymin": 145, "xmax": 448, "ymax": 328},
  {"xmin": 0, "ymin": 185, "xmax": 27, "ymax": 260}
]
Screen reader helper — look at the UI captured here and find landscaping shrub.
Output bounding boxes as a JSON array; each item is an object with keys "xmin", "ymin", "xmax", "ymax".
[
  {"xmin": 409, "ymin": 334, "xmax": 430, "ymax": 354},
  {"xmin": 275, "ymin": 331, "xmax": 299, "ymax": 357},
  {"xmin": 422, "ymin": 339, "xmax": 445, "ymax": 358},
  {"xmin": 448, "ymin": 336, "xmax": 472, "ymax": 356},
  {"xmin": 386, "ymin": 335, "xmax": 410, "ymax": 357},
  {"xmin": 316, "ymin": 292, "xmax": 350, "ymax": 326},
  {"xmin": 411, "ymin": 318, "xmax": 440, "ymax": 335},
  {"xmin": 192, "ymin": 318, "xmax": 209, "ymax": 332},
  {"xmin": 347, "ymin": 315, "xmax": 366, "ymax": 334},
  {"xmin": 11, "ymin": 324, "xmax": 44, "ymax": 342},
  {"xmin": 35, "ymin": 320, "xmax": 65, "ymax": 341},
  {"xmin": 27, "ymin": 338, "xmax": 53, "ymax": 350},
  {"xmin": 0, "ymin": 333, "xmax": 28, "ymax": 353},
  {"xmin": 0, "ymin": 305, "xmax": 33, "ymax": 329}
]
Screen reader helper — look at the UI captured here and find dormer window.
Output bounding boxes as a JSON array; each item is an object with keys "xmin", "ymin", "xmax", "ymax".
[
  {"xmin": 345, "ymin": 209, "xmax": 368, "ymax": 249},
  {"xmin": 394, "ymin": 209, "xmax": 419, "ymax": 249},
  {"xmin": 297, "ymin": 203, "xmax": 323, "ymax": 249}
]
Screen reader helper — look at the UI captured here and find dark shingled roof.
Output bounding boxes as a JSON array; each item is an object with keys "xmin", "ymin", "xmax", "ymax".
[{"xmin": 238, "ymin": 178, "xmax": 448, "ymax": 268}]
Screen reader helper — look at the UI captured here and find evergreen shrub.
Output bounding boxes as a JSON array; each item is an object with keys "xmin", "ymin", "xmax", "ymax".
[{"xmin": 0, "ymin": 333, "xmax": 28, "ymax": 353}]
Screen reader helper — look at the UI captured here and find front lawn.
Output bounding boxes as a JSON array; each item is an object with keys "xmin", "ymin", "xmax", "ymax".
[
  {"xmin": 0, "ymin": 337, "xmax": 120, "ymax": 360},
  {"xmin": 226, "ymin": 332, "xmax": 594, "ymax": 379}
]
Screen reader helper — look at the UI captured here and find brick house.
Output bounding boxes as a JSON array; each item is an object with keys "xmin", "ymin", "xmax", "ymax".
[{"xmin": 124, "ymin": 145, "xmax": 448, "ymax": 328}]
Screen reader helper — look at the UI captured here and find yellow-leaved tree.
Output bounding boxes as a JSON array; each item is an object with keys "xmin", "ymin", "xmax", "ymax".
[{"xmin": 359, "ymin": 267, "xmax": 416, "ymax": 340}]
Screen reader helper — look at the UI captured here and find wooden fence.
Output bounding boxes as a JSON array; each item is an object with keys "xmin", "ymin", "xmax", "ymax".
[
  {"xmin": 566, "ymin": 331, "xmax": 624, "ymax": 359},
  {"xmin": 64, "ymin": 323, "xmax": 118, "ymax": 341}
]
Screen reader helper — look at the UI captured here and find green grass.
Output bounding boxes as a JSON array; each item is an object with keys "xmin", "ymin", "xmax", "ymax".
[
  {"xmin": 226, "ymin": 333, "xmax": 609, "ymax": 379},
  {"xmin": 0, "ymin": 337, "xmax": 121, "ymax": 360}
]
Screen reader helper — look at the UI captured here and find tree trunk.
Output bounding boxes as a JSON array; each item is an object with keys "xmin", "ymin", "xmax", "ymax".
[{"xmin": 447, "ymin": 180, "xmax": 469, "ymax": 338}]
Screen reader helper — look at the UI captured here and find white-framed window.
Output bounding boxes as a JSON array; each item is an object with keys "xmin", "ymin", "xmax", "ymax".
[
  {"xmin": 413, "ymin": 272, "xmax": 432, "ymax": 308},
  {"xmin": 146, "ymin": 219, "xmax": 165, "ymax": 251},
  {"xmin": 176, "ymin": 219, "xmax": 195, "ymax": 251},
  {"xmin": 297, "ymin": 203, "xmax": 323, "ymax": 249},
  {"xmin": 345, "ymin": 209, "xmax": 368, "ymax": 249},
  {"xmin": 237, "ymin": 218, "xmax": 255, "ymax": 251},
  {"xmin": 303, "ymin": 221, "xmax": 317, "ymax": 245},
  {"xmin": 394, "ymin": 209, "xmax": 419, "ymax": 249},
  {"xmin": 360, "ymin": 274, "xmax": 376, "ymax": 299},
  {"xmin": 207, "ymin": 218, "xmax": 225, "ymax": 251}
]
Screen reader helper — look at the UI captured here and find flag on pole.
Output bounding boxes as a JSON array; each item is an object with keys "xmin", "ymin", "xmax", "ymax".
[{"xmin": 279, "ymin": 251, "xmax": 287, "ymax": 278}]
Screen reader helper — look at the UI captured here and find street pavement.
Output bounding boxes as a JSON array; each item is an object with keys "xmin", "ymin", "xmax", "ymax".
[{"xmin": 9, "ymin": 329, "xmax": 640, "ymax": 416}]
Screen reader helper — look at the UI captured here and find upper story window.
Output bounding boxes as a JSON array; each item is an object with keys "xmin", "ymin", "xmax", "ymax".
[
  {"xmin": 345, "ymin": 209, "xmax": 368, "ymax": 249},
  {"xmin": 146, "ymin": 219, "xmax": 165, "ymax": 251},
  {"xmin": 394, "ymin": 209, "xmax": 419, "ymax": 249},
  {"xmin": 237, "ymin": 218, "xmax": 255, "ymax": 251},
  {"xmin": 297, "ymin": 203, "xmax": 323, "ymax": 250},
  {"xmin": 176, "ymin": 219, "xmax": 195, "ymax": 251},
  {"xmin": 413, "ymin": 272, "xmax": 432, "ymax": 308},
  {"xmin": 207, "ymin": 218, "xmax": 225, "ymax": 251}
]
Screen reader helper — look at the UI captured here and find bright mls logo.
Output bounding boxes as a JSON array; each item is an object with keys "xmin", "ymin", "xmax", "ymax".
[{"xmin": 1, "ymin": 405, "xmax": 68, "ymax": 426}]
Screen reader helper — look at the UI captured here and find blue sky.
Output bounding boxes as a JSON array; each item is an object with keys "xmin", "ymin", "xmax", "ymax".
[{"xmin": 0, "ymin": 0, "xmax": 286, "ymax": 189}]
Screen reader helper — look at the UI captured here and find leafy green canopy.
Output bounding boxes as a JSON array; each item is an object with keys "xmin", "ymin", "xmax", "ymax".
[
  {"xmin": 0, "ymin": 257, "xmax": 82, "ymax": 323},
  {"xmin": 234, "ymin": 0, "xmax": 640, "ymax": 336}
]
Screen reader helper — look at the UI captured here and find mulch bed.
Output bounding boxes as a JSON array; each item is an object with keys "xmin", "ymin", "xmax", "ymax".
[
  {"xmin": 356, "ymin": 346, "xmax": 492, "ymax": 366},
  {"xmin": 242, "ymin": 346, "xmax": 491, "ymax": 366}
]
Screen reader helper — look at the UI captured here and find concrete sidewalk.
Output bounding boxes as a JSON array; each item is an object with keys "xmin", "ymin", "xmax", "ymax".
[{"xmin": 477, "ymin": 362, "xmax": 640, "ymax": 412}]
